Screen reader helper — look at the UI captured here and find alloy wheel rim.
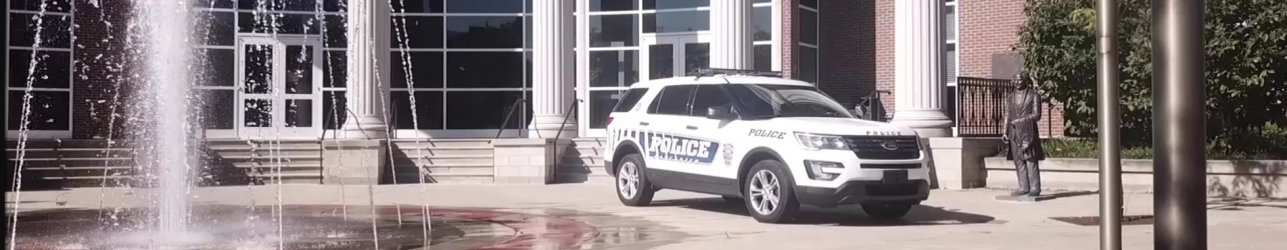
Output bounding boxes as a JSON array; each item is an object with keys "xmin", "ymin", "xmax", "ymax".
[
  {"xmin": 749, "ymin": 170, "xmax": 781, "ymax": 215},
  {"xmin": 617, "ymin": 162, "xmax": 640, "ymax": 199}
]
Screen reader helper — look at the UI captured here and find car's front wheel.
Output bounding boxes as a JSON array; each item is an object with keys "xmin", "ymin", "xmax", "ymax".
[
  {"xmin": 743, "ymin": 159, "xmax": 800, "ymax": 223},
  {"xmin": 615, "ymin": 154, "xmax": 655, "ymax": 206}
]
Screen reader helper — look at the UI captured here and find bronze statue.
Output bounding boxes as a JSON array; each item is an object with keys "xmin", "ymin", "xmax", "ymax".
[{"xmin": 1002, "ymin": 71, "xmax": 1045, "ymax": 197}]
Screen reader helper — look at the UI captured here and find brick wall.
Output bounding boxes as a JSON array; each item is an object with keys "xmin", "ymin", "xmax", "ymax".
[
  {"xmin": 816, "ymin": 0, "xmax": 881, "ymax": 108},
  {"xmin": 779, "ymin": 0, "xmax": 798, "ymax": 79},
  {"xmin": 959, "ymin": 0, "xmax": 1065, "ymax": 137},
  {"xmin": 73, "ymin": 0, "xmax": 134, "ymax": 139}
]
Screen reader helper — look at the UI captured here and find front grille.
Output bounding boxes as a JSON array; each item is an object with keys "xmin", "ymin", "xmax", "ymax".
[{"xmin": 845, "ymin": 136, "xmax": 921, "ymax": 160}]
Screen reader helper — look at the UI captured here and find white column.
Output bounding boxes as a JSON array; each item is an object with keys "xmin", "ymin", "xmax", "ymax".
[
  {"xmin": 889, "ymin": 0, "xmax": 953, "ymax": 138},
  {"xmin": 710, "ymin": 0, "xmax": 755, "ymax": 70},
  {"xmin": 528, "ymin": 0, "xmax": 577, "ymax": 138},
  {"xmin": 343, "ymin": 0, "xmax": 392, "ymax": 139}
]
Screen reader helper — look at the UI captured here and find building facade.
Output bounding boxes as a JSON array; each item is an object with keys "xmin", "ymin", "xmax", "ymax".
[{"xmin": 5, "ymin": 0, "xmax": 1062, "ymax": 141}]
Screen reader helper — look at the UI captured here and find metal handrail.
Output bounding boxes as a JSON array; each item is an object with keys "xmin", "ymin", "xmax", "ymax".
[
  {"xmin": 495, "ymin": 98, "xmax": 527, "ymax": 138},
  {"xmin": 550, "ymin": 101, "xmax": 579, "ymax": 181}
]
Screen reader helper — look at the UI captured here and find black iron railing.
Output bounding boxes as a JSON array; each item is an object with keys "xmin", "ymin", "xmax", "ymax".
[{"xmin": 957, "ymin": 77, "xmax": 1016, "ymax": 137}]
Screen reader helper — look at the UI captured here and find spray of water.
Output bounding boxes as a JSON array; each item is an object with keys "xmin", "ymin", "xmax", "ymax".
[
  {"xmin": 134, "ymin": 0, "xmax": 194, "ymax": 237},
  {"xmin": 7, "ymin": 0, "xmax": 53, "ymax": 247},
  {"xmin": 387, "ymin": 0, "xmax": 433, "ymax": 242}
]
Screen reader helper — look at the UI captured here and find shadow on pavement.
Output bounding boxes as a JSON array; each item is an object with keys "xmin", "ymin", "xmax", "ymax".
[{"xmin": 651, "ymin": 197, "xmax": 1000, "ymax": 227}]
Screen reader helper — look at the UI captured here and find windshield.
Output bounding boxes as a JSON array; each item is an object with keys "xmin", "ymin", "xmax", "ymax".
[{"xmin": 726, "ymin": 84, "xmax": 855, "ymax": 119}]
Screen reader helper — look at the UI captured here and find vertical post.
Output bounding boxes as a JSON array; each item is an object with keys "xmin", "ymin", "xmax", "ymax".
[
  {"xmin": 710, "ymin": 0, "xmax": 755, "ymax": 70},
  {"xmin": 1152, "ymin": 0, "xmax": 1207, "ymax": 249},
  {"xmin": 1096, "ymin": 0, "xmax": 1122, "ymax": 249}
]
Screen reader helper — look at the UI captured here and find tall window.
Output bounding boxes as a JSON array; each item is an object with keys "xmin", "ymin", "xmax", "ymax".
[
  {"xmin": 798, "ymin": 0, "xmax": 818, "ymax": 84},
  {"xmin": 944, "ymin": 0, "xmax": 960, "ymax": 131},
  {"xmin": 389, "ymin": 0, "xmax": 530, "ymax": 134},
  {"xmin": 7, "ymin": 0, "xmax": 74, "ymax": 137}
]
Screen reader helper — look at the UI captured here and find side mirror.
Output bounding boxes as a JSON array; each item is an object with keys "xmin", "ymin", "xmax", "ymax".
[{"xmin": 705, "ymin": 106, "xmax": 737, "ymax": 120}]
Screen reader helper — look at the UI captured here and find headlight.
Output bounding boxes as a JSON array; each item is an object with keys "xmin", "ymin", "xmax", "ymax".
[{"xmin": 794, "ymin": 132, "xmax": 849, "ymax": 150}]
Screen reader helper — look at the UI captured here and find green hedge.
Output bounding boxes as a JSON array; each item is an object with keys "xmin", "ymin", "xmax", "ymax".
[{"xmin": 1041, "ymin": 123, "xmax": 1287, "ymax": 160}]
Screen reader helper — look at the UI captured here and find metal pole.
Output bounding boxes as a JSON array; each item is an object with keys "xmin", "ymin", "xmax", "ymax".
[
  {"xmin": 1152, "ymin": 0, "xmax": 1207, "ymax": 249},
  {"xmin": 1096, "ymin": 0, "xmax": 1122, "ymax": 249}
]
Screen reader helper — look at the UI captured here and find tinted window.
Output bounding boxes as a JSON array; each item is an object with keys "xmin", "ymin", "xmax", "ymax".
[
  {"xmin": 725, "ymin": 84, "xmax": 853, "ymax": 119},
  {"xmin": 648, "ymin": 85, "xmax": 695, "ymax": 115},
  {"xmin": 613, "ymin": 88, "xmax": 650, "ymax": 112},
  {"xmin": 689, "ymin": 85, "xmax": 732, "ymax": 116}
]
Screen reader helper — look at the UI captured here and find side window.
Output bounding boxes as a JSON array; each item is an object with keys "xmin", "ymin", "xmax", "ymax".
[
  {"xmin": 689, "ymin": 85, "xmax": 733, "ymax": 116},
  {"xmin": 612, "ymin": 88, "xmax": 649, "ymax": 112},
  {"xmin": 648, "ymin": 85, "xmax": 696, "ymax": 116}
]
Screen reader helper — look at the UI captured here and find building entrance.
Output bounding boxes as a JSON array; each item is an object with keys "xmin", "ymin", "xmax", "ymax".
[
  {"xmin": 580, "ymin": 34, "xmax": 710, "ymax": 138},
  {"xmin": 231, "ymin": 36, "xmax": 324, "ymax": 139}
]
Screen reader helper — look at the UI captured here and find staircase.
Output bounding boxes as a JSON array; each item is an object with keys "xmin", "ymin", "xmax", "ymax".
[
  {"xmin": 204, "ymin": 139, "xmax": 323, "ymax": 184},
  {"xmin": 5, "ymin": 140, "xmax": 140, "ymax": 189},
  {"xmin": 388, "ymin": 139, "xmax": 495, "ymax": 184},
  {"xmin": 557, "ymin": 138, "xmax": 613, "ymax": 184}
]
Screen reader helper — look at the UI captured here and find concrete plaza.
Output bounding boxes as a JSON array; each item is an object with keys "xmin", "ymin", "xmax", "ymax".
[{"xmin": 7, "ymin": 184, "xmax": 1286, "ymax": 250}]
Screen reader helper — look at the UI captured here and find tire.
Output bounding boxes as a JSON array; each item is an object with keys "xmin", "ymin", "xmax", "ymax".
[
  {"xmin": 615, "ymin": 154, "xmax": 655, "ymax": 206},
  {"xmin": 861, "ymin": 202, "xmax": 914, "ymax": 220},
  {"xmin": 743, "ymin": 159, "xmax": 800, "ymax": 223},
  {"xmin": 721, "ymin": 195, "xmax": 743, "ymax": 204}
]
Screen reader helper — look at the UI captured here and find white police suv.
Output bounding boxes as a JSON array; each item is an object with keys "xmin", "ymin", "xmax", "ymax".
[{"xmin": 603, "ymin": 69, "xmax": 931, "ymax": 223}]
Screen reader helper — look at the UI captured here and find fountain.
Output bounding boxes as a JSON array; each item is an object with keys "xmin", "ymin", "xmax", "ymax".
[{"xmin": 5, "ymin": 0, "xmax": 448, "ymax": 249}]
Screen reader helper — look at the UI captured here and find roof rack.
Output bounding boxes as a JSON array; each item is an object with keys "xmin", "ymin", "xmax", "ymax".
[{"xmin": 693, "ymin": 68, "xmax": 783, "ymax": 80}]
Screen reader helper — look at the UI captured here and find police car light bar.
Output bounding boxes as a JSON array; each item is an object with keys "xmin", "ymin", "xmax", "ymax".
[{"xmin": 693, "ymin": 68, "xmax": 783, "ymax": 80}]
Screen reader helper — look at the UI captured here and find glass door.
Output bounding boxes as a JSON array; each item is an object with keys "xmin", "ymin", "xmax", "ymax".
[
  {"xmin": 580, "ymin": 34, "xmax": 709, "ymax": 138},
  {"xmin": 236, "ymin": 36, "xmax": 323, "ymax": 139}
]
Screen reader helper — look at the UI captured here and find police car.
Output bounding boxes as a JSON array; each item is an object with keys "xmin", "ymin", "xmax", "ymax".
[{"xmin": 603, "ymin": 68, "xmax": 930, "ymax": 223}]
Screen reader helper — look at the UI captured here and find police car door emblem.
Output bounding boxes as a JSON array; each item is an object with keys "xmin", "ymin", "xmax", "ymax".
[
  {"xmin": 880, "ymin": 140, "xmax": 899, "ymax": 151},
  {"xmin": 722, "ymin": 143, "xmax": 734, "ymax": 167}
]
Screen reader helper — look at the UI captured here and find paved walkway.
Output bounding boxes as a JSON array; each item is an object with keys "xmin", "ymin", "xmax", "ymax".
[{"xmin": 7, "ymin": 184, "xmax": 1287, "ymax": 249}]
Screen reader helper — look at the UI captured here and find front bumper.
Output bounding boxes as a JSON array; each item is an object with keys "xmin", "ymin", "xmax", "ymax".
[
  {"xmin": 795, "ymin": 179, "xmax": 930, "ymax": 208},
  {"xmin": 603, "ymin": 160, "xmax": 615, "ymax": 177}
]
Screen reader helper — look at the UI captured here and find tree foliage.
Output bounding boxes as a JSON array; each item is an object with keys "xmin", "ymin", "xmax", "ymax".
[{"xmin": 1017, "ymin": 0, "xmax": 1287, "ymax": 153}]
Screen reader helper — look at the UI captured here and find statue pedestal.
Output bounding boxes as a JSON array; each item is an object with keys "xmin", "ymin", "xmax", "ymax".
[{"xmin": 994, "ymin": 194, "xmax": 1053, "ymax": 202}]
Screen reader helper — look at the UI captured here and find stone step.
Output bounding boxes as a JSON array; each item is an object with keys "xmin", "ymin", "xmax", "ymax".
[
  {"xmin": 556, "ymin": 173, "xmax": 615, "ymax": 184},
  {"xmin": 23, "ymin": 166, "xmax": 136, "ymax": 176},
  {"xmin": 391, "ymin": 164, "xmax": 494, "ymax": 175},
  {"xmin": 246, "ymin": 172, "xmax": 322, "ymax": 184},
  {"xmin": 394, "ymin": 156, "xmax": 493, "ymax": 166},
  {"xmin": 217, "ymin": 154, "xmax": 322, "ymax": 162},
  {"xmin": 390, "ymin": 140, "xmax": 494, "ymax": 149},
  {"xmin": 564, "ymin": 146, "xmax": 604, "ymax": 158},
  {"xmin": 560, "ymin": 155, "xmax": 605, "ymax": 166},
  {"xmin": 557, "ymin": 164, "xmax": 610, "ymax": 175},
  {"xmin": 8, "ymin": 158, "xmax": 136, "ymax": 168},
  {"xmin": 392, "ymin": 147, "xmax": 494, "ymax": 157},
  {"xmin": 206, "ymin": 144, "xmax": 321, "ymax": 151},
  {"xmin": 5, "ymin": 148, "xmax": 136, "ymax": 159},
  {"xmin": 215, "ymin": 150, "xmax": 322, "ymax": 158},
  {"xmin": 7, "ymin": 140, "xmax": 136, "ymax": 149},
  {"xmin": 39, "ymin": 175, "xmax": 142, "ymax": 188},
  {"xmin": 204, "ymin": 140, "xmax": 321, "ymax": 148}
]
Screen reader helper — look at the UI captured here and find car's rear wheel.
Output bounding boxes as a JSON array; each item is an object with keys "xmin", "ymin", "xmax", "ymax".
[
  {"xmin": 616, "ymin": 154, "xmax": 655, "ymax": 206},
  {"xmin": 744, "ymin": 159, "xmax": 800, "ymax": 223},
  {"xmin": 861, "ymin": 202, "xmax": 914, "ymax": 220}
]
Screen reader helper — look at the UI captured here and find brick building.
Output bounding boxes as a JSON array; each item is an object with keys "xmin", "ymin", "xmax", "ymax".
[{"xmin": 5, "ymin": 0, "xmax": 1064, "ymax": 141}]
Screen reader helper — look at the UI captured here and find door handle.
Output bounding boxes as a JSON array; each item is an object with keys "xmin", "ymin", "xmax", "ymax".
[
  {"xmin": 685, "ymin": 125, "xmax": 698, "ymax": 130},
  {"xmin": 639, "ymin": 122, "xmax": 650, "ymax": 126}
]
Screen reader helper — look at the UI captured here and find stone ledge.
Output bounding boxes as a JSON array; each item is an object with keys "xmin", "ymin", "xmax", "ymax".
[
  {"xmin": 493, "ymin": 138, "xmax": 551, "ymax": 147},
  {"xmin": 321, "ymin": 140, "xmax": 383, "ymax": 149},
  {"xmin": 984, "ymin": 157, "xmax": 1287, "ymax": 198}
]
